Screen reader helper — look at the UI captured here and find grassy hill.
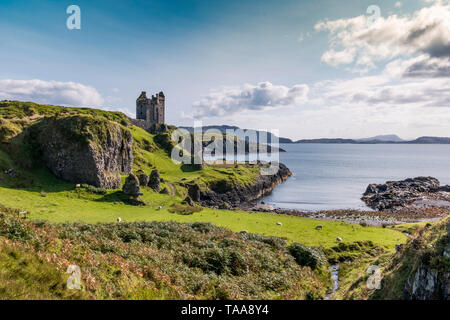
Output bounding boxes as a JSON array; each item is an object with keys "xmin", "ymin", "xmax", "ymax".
[{"xmin": 0, "ymin": 101, "xmax": 414, "ymax": 300}]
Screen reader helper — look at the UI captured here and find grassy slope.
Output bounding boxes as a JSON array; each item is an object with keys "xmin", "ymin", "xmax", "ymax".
[
  {"xmin": 0, "ymin": 149, "xmax": 405, "ymax": 250},
  {"xmin": 370, "ymin": 217, "xmax": 449, "ymax": 300},
  {"xmin": 0, "ymin": 205, "xmax": 328, "ymax": 300},
  {"xmin": 0, "ymin": 101, "xmax": 406, "ymax": 251},
  {"xmin": 0, "ymin": 101, "xmax": 420, "ymax": 300},
  {"xmin": 330, "ymin": 217, "xmax": 449, "ymax": 300}
]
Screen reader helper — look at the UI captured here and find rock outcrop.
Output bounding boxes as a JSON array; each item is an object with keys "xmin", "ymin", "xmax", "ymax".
[
  {"xmin": 362, "ymin": 177, "xmax": 450, "ymax": 211},
  {"xmin": 136, "ymin": 170, "xmax": 149, "ymax": 186},
  {"xmin": 372, "ymin": 218, "xmax": 449, "ymax": 300},
  {"xmin": 36, "ymin": 115, "xmax": 133, "ymax": 189},
  {"xmin": 123, "ymin": 173, "xmax": 140, "ymax": 197},
  {"xmin": 404, "ymin": 262, "xmax": 450, "ymax": 300},
  {"xmin": 194, "ymin": 163, "xmax": 292, "ymax": 207},
  {"xmin": 148, "ymin": 169, "xmax": 160, "ymax": 192}
]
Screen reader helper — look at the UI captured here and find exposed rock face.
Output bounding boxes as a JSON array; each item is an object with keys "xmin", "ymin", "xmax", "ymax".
[
  {"xmin": 123, "ymin": 173, "xmax": 140, "ymax": 197},
  {"xmin": 37, "ymin": 116, "xmax": 133, "ymax": 189},
  {"xmin": 362, "ymin": 177, "xmax": 450, "ymax": 211},
  {"xmin": 196, "ymin": 163, "xmax": 292, "ymax": 207},
  {"xmin": 404, "ymin": 262, "xmax": 450, "ymax": 300},
  {"xmin": 148, "ymin": 169, "xmax": 160, "ymax": 192}
]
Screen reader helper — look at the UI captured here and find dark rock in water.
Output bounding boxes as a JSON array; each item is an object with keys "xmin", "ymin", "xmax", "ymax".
[
  {"xmin": 123, "ymin": 174, "xmax": 140, "ymax": 197},
  {"xmin": 184, "ymin": 196, "xmax": 194, "ymax": 206},
  {"xmin": 136, "ymin": 171, "xmax": 149, "ymax": 186},
  {"xmin": 198, "ymin": 162, "xmax": 292, "ymax": 207},
  {"xmin": 361, "ymin": 177, "xmax": 443, "ymax": 210},
  {"xmin": 37, "ymin": 116, "xmax": 133, "ymax": 189},
  {"xmin": 148, "ymin": 169, "xmax": 160, "ymax": 192},
  {"xmin": 160, "ymin": 187, "xmax": 170, "ymax": 195}
]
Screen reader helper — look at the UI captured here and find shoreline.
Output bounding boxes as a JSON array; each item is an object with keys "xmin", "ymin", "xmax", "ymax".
[{"xmin": 237, "ymin": 202, "xmax": 449, "ymax": 226}]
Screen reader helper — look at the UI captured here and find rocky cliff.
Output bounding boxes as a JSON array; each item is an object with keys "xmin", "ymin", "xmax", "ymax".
[
  {"xmin": 36, "ymin": 115, "xmax": 133, "ymax": 189},
  {"xmin": 188, "ymin": 163, "xmax": 292, "ymax": 208},
  {"xmin": 372, "ymin": 218, "xmax": 450, "ymax": 300}
]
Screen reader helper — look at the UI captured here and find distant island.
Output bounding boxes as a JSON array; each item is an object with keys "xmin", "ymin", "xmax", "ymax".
[
  {"xmin": 180, "ymin": 126, "xmax": 450, "ymax": 145},
  {"xmin": 295, "ymin": 136, "xmax": 450, "ymax": 144}
]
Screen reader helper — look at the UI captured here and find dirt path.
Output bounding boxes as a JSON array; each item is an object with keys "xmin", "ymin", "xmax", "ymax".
[{"xmin": 166, "ymin": 183, "xmax": 176, "ymax": 197}]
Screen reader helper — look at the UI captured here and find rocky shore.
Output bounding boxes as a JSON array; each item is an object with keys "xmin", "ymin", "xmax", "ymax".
[
  {"xmin": 362, "ymin": 176, "xmax": 450, "ymax": 211},
  {"xmin": 189, "ymin": 163, "xmax": 292, "ymax": 208},
  {"xmin": 239, "ymin": 176, "xmax": 450, "ymax": 226}
]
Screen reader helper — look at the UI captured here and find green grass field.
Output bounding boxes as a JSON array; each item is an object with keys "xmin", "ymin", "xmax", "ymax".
[
  {"xmin": 0, "ymin": 101, "xmax": 407, "ymax": 252},
  {"xmin": 0, "ymin": 181, "xmax": 406, "ymax": 250}
]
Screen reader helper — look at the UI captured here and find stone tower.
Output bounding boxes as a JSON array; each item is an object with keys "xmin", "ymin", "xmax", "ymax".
[{"xmin": 136, "ymin": 91, "xmax": 165, "ymax": 129}]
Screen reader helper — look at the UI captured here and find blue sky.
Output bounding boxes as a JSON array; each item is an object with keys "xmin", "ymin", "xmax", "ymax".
[{"xmin": 0, "ymin": 0, "xmax": 449, "ymax": 140}]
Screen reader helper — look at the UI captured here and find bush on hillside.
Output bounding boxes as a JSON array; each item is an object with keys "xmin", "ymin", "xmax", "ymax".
[{"xmin": 288, "ymin": 243, "xmax": 326, "ymax": 269}]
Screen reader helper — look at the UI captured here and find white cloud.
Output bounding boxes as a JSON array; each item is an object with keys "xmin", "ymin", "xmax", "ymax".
[
  {"xmin": 0, "ymin": 79, "xmax": 104, "ymax": 107},
  {"xmin": 193, "ymin": 82, "xmax": 309, "ymax": 118},
  {"xmin": 190, "ymin": 1, "xmax": 450, "ymax": 139},
  {"xmin": 315, "ymin": 1, "xmax": 450, "ymax": 68},
  {"xmin": 395, "ymin": 2, "xmax": 403, "ymax": 8}
]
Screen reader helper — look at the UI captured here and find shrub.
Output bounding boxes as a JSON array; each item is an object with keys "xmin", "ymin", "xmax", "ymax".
[
  {"xmin": 0, "ymin": 213, "xmax": 33, "ymax": 240},
  {"xmin": 288, "ymin": 243, "xmax": 325, "ymax": 269},
  {"xmin": 169, "ymin": 204, "xmax": 202, "ymax": 215},
  {"xmin": 81, "ymin": 184, "xmax": 107, "ymax": 195}
]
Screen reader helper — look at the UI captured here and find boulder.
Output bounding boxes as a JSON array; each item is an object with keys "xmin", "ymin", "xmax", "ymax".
[
  {"xmin": 37, "ymin": 115, "xmax": 133, "ymax": 189},
  {"xmin": 188, "ymin": 184, "xmax": 201, "ymax": 202},
  {"xmin": 148, "ymin": 169, "xmax": 160, "ymax": 192},
  {"xmin": 136, "ymin": 171, "xmax": 149, "ymax": 186},
  {"xmin": 123, "ymin": 173, "xmax": 140, "ymax": 197},
  {"xmin": 160, "ymin": 187, "xmax": 170, "ymax": 195}
]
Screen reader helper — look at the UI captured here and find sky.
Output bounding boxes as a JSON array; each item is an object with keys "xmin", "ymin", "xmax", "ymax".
[{"xmin": 0, "ymin": 0, "xmax": 449, "ymax": 140}]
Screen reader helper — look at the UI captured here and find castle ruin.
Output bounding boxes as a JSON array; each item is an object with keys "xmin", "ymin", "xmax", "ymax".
[{"xmin": 132, "ymin": 91, "xmax": 165, "ymax": 131}]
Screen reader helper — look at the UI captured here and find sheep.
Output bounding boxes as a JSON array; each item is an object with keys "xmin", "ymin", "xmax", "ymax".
[
  {"xmin": 117, "ymin": 217, "xmax": 122, "ymax": 223},
  {"xmin": 315, "ymin": 225, "xmax": 323, "ymax": 230},
  {"xmin": 276, "ymin": 222, "xmax": 282, "ymax": 226},
  {"xmin": 19, "ymin": 211, "xmax": 28, "ymax": 219},
  {"xmin": 336, "ymin": 237, "xmax": 343, "ymax": 242}
]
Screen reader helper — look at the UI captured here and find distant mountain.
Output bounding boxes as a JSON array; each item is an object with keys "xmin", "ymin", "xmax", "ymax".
[
  {"xmin": 295, "ymin": 138, "xmax": 357, "ymax": 144},
  {"xmin": 356, "ymin": 134, "xmax": 404, "ymax": 143},
  {"xmin": 179, "ymin": 125, "xmax": 294, "ymax": 144},
  {"xmin": 295, "ymin": 136, "xmax": 450, "ymax": 144},
  {"xmin": 179, "ymin": 126, "xmax": 450, "ymax": 145},
  {"xmin": 408, "ymin": 136, "xmax": 450, "ymax": 144}
]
